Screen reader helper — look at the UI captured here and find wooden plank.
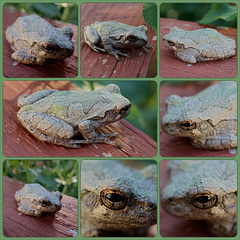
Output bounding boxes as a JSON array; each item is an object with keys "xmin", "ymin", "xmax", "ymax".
[
  {"xmin": 3, "ymin": 176, "xmax": 78, "ymax": 237},
  {"xmin": 160, "ymin": 81, "xmax": 237, "ymax": 157},
  {"xmin": 160, "ymin": 160, "xmax": 211, "ymax": 237},
  {"xmin": 80, "ymin": 3, "xmax": 157, "ymax": 78},
  {"xmin": 3, "ymin": 81, "xmax": 157, "ymax": 157},
  {"xmin": 3, "ymin": 6, "xmax": 78, "ymax": 78},
  {"xmin": 160, "ymin": 18, "xmax": 237, "ymax": 78}
]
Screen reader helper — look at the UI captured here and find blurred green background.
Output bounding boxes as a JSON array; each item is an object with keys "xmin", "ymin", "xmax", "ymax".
[
  {"xmin": 3, "ymin": 160, "xmax": 78, "ymax": 198},
  {"xmin": 4, "ymin": 3, "xmax": 78, "ymax": 24},
  {"xmin": 73, "ymin": 81, "xmax": 157, "ymax": 141},
  {"xmin": 161, "ymin": 3, "xmax": 237, "ymax": 28}
]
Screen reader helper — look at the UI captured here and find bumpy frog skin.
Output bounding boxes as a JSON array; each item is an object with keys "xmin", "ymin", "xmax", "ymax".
[
  {"xmin": 161, "ymin": 160, "xmax": 237, "ymax": 237},
  {"xmin": 15, "ymin": 184, "xmax": 62, "ymax": 217},
  {"xmin": 81, "ymin": 160, "xmax": 157, "ymax": 237},
  {"xmin": 163, "ymin": 26, "xmax": 236, "ymax": 64},
  {"xmin": 6, "ymin": 15, "xmax": 74, "ymax": 65},
  {"xmin": 17, "ymin": 84, "xmax": 131, "ymax": 148},
  {"xmin": 84, "ymin": 21, "xmax": 152, "ymax": 61},
  {"xmin": 161, "ymin": 81, "xmax": 237, "ymax": 150}
]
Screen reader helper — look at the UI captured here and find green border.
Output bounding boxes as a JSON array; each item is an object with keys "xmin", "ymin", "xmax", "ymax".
[{"xmin": 0, "ymin": 0, "xmax": 239, "ymax": 240}]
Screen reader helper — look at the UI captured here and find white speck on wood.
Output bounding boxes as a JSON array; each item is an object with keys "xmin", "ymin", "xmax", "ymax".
[
  {"xmin": 187, "ymin": 63, "xmax": 192, "ymax": 67},
  {"xmin": 152, "ymin": 36, "xmax": 157, "ymax": 41},
  {"xmin": 66, "ymin": 229, "xmax": 78, "ymax": 237},
  {"xmin": 102, "ymin": 152, "xmax": 112, "ymax": 157},
  {"xmin": 229, "ymin": 148, "xmax": 237, "ymax": 155},
  {"xmin": 102, "ymin": 59, "xmax": 108, "ymax": 64}
]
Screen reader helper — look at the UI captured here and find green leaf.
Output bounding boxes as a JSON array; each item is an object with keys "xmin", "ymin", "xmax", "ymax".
[
  {"xmin": 142, "ymin": 3, "xmax": 157, "ymax": 32},
  {"xmin": 198, "ymin": 3, "xmax": 237, "ymax": 25}
]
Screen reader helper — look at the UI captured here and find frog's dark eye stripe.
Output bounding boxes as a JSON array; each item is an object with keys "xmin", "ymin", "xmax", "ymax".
[
  {"xmin": 191, "ymin": 193, "xmax": 218, "ymax": 209},
  {"xmin": 100, "ymin": 189, "xmax": 128, "ymax": 210},
  {"xmin": 127, "ymin": 35, "xmax": 137, "ymax": 42},
  {"xmin": 120, "ymin": 104, "xmax": 131, "ymax": 114},
  {"xmin": 180, "ymin": 121, "xmax": 196, "ymax": 131},
  {"xmin": 42, "ymin": 44, "xmax": 55, "ymax": 51},
  {"xmin": 39, "ymin": 199, "xmax": 50, "ymax": 207}
]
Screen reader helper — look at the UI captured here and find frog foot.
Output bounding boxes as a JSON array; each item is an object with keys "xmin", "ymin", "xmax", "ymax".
[
  {"xmin": 143, "ymin": 45, "xmax": 153, "ymax": 53},
  {"xmin": 113, "ymin": 50, "xmax": 130, "ymax": 61}
]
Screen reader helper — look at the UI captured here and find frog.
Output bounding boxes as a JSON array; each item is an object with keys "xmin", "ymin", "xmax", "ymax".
[
  {"xmin": 84, "ymin": 21, "xmax": 152, "ymax": 61},
  {"xmin": 81, "ymin": 160, "xmax": 157, "ymax": 237},
  {"xmin": 161, "ymin": 81, "xmax": 237, "ymax": 150},
  {"xmin": 5, "ymin": 15, "xmax": 74, "ymax": 65},
  {"xmin": 162, "ymin": 26, "xmax": 236, "ymax": 64},
  {"xmin": 15, "ymin": 183, "xmax": 62, "ymax": 217},
  {"xmin": 17, "ymin": 84, "xmax": 131, "ymax": 148},
  {"xmin": 161, "ymin": 160, "xmax": 237, "ymax": 237}
]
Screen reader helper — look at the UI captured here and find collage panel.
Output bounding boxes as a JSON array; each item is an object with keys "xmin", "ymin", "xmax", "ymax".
[
  {"xmin": 2, "ymin": 2, "xmax": 78, "ymax": 78},
  {"xmin": 3, "ymin": 80, "xmax": 157, "ymax": 157},
  {"xmin": 160, "ymin": 2, "xmax": 237, "ymax": 78},
  {"xmin": 80, "ymin": 2, "xmax": 157, "ymax": 78},
  {"xmin": 160, "ymin": 159, "xmax": 237, "ymax": 237},
  {"xmin": 81, "ymin": 159, "xmax": 157, "ymax": 237},
  {"xmin": 160, "ymin": 80, "xmax": 237, "ymax": 157},
  {"xmin": 2, "ymin": 159, "xmax": 78, "ymax": 237}
]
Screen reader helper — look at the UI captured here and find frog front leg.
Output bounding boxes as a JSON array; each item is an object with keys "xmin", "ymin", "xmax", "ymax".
[
  {"xmin": 101, "ymin": 36, "xmax": 130, "ymax": 61},
  {"xmin": 18, "ymin": 205, "xmax": 42, "ymax": 217},
  {"xmin": 84, "ymin": 26, "xmax": 107, "ymax": 53},
  {"xmin": 12, "ymin": 50, "xmax": 46, "ymax": 65},
  {"xmin": 78, "ymin": 119, "xmax": 119, "ymax": 146},
  {"xmin": 207, "ymin": 220, "xmax": 237, "ymax": 237},
  {"xmin": 174, "ymin": 51, "xmax": 197, "ymax": 64}
]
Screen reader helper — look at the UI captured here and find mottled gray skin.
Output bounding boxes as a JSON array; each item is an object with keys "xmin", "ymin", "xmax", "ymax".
[
  {"xmin": 84, "ymin": 21, "xmax": 152, "ymax": 61},
  {"xmin": 81, "ymin": 160, "xmax": 157, "ymax": 237},
  {"xmin": 163, "ymin": 26, "xmax": 236, "ymax": 63},
  {"xmin": 15, "ymin": 184, "xmax": 62, "ymax": 217},
  {"xmin": 161, "ymin": 81, "xmax": 237, "ymax": 150},
  {"xmin": 17, "ymin": 84, "xmax": 131, "ymax": 148},
  {"xmin": 161, "ymin": 160, "xmax": 237, "ymax": 237},
  {"xmin": 6, "ymin": 15, "xmax": 74, "ymax": 65}
]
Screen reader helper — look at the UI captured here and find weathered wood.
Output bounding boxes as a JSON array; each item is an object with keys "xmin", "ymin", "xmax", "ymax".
[
  {"xmin": 3, "ymin": 176, "xmax": 78, "ymax": 237},
  {"xmin": 81, "ymin": 3, "xmax": 157, "ymax": 78},
  {"xmin": 3, "ymin": 81, "xmax": 157, "ymax": 157},
  {"xmin": 160, "ymin": 18, "xmax": 237, "ymax": 78},
  {"xmin": 160, "ymin": 81, "xmax": 237, "ymax": 157},
  {"xmin": 3, "ymin": 7, "xmax": 78, "ymax": 78},
  {"xmin": 160, "ymin": 160, "xmax": 211, "ymax": 237}
]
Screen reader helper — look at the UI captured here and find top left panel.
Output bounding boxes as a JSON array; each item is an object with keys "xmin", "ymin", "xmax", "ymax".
[{"xmin": 2, "ymin": 2, "xmax": 78, "ymax": 78}]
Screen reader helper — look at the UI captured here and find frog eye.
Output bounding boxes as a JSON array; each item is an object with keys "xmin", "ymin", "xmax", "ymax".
[
  {"xmin": 127, "ymin": 35, "xmax": 137, "ymax": 42},
  {"xmin": 167, "ymin": 40, "xmax": 175, "ymax": 46},
  {"xmin": 39, "ymin": 199, "xmax": 50, "ymax": 207},
  {"xmin": 120, "ymin": 104, "xmax": 131, "ymax": 114},
  {"xmin": 42, "ymin": 44, "xmax": 54, "ymax": 51},
  {"xmin": 180, "ymin": 121, "xmax": 196, "ymax": 131},
  {"xmin": 100, "ymin": 189, "xmax": 128, "ymax": 210},
  {"xmin": 191, "ymin": 193, "xmax": 218, "ymax": 209}
]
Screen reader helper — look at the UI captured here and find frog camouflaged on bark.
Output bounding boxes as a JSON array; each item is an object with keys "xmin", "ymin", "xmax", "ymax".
[
  {"xmin": 163, "ymin": 27, "xmax": 236, "ymax": 64},
  {"xmin": 81, "ymin": 160, "xmax": 157, "ymax": 237},
  {"xmin": 15, "ymin": 183, "xmax": 62, "ymax": 217},
  {"xmin": 84, "ymin": 21, "xmax": 153, "ymax": 61},
  {"xmin": 6, "ymin": 15, "xmax": 74, "ymax": 65},
  {"xmin": 17, "ymin": 84, "xmax": 131, "ymax": 148},
  {"xmin": 161, "ymin": 160, "xmax": 237, "ymax": 237},
  {"xmin": 161, "ymin": 81, "xmax": 237, "ymax": 150}
]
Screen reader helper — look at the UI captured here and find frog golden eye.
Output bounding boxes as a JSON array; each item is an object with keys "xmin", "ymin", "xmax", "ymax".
[
  {"xmin": 39, "ymin": 199, "xmax": 50, "ymax": 207},
  {"xmin": 192, "ymin": 193, "xmax": 218, "ymax": 209},
  {"xmin": 42, "ymin": 44, "xmax": 54, "ymax": 51},
  {"xmin": 120, "ymin": 104, "xmax": 131, "ymax": 114},
  {"xmin": 127, "ymin": 35, "xmax": 137, "ymax": 42},
  {"xmin": 100, "ymin": 189, "xmax": 128, "ymax": 210},
  {"xmin": 180, "ymin": 121, "xmax": 196, "ymax": 131},
  {"xmin": 167, "ymin": 40, "xmax": 175, "ymax": 46}
]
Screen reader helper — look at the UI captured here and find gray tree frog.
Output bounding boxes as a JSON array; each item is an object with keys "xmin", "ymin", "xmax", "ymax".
[
  {"xmin": 15, "ymin": 183, "xmax": 62, "ymax": 217},
  {"xmin": 161, "ymin": 81, "xmax": 237, "ymax": 150},
  {"xmin": 81, "ymin": 160, "xmax": 157, "ymax": 237},
  {"xmin": 6, "ymin": 15, "xmax": 74, "ymax": 65},
  {"xmin": 163, "ymin": 26, "xmax": 236, "ymax": 63},
  {"xmin": 84, "ymin": 21, "xmax": 152, "ymax": 61},
  {"xmin": 17, "ymin": 84, "xmax": 131, "ymax": 148},
  {"xmin": 161, "ymin": 160, "xmax": 237, "ymax": 237}
]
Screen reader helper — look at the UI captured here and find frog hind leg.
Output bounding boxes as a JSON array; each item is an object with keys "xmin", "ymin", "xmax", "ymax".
[
  {"xmin": 11, "ymin": 50, "xmax": 46, "ymax": 65},
  {"xmin": 17, "ymin": 111, "xmax": 82, "ymax": 148},
  {"xmin": 84, "ymin": 26, "xmax": 107, "ymax": 53},
  {"xmin": 101, "ymin": 36, "xmax": 130, "ymax": 61},
  {"xmin": 191, "ymin": 136, "xmax": 237, "ymax": 150}
]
